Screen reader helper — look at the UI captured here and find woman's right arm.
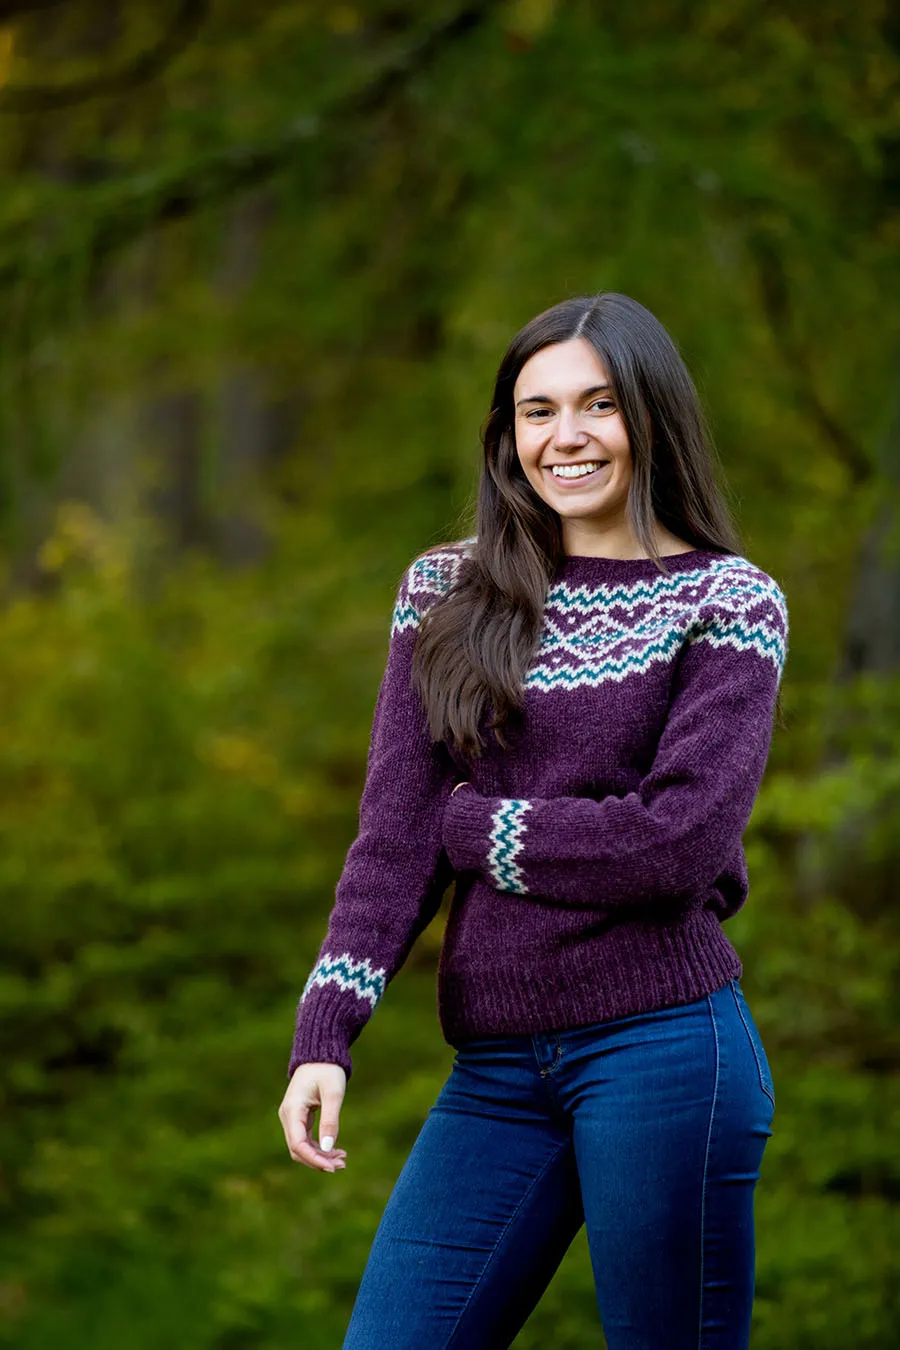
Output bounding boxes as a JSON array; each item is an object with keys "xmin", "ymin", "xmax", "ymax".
[{"xmin": 279, "ymin": 553, "xmax": 459, "ymax": 1169}]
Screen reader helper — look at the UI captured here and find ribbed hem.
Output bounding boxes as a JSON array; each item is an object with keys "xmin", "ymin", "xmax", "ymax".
[
  {"xmin": 288, "ymin": 984, "xmax": 360, "ymax": 1081},
  {"xmin": 437, "ymin": 906, "xmax": 742, "ymax": 1046}
]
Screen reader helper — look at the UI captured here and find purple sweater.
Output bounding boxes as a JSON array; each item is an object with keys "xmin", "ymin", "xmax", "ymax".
[{"xmin": 289, "ymin": 539, "xmax": 789, "ymax": 1079}]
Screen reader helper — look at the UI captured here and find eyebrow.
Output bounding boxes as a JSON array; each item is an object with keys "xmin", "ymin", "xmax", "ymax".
[{"xmin": 515, "ymin": 384, "xmax": 612, "ymax": 408}]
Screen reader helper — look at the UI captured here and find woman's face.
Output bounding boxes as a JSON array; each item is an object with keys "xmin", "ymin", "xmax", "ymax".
[{"xmin": 513, "ymin": 338, "xmax": 632, "ymax": 534}]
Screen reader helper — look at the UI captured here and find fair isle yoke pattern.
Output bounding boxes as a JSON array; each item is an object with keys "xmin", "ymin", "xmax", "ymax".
[
  {"xmin": 526, "ymin": 554, "xmax": 788, "ymax": 692},
  {"xmin": 388, "ymin": 541, "xmax": 787, "ymax": 693},
  {"xmin": 487, "ymin": 799, "xmax": 534, "ymax": 893},
  {"xmin": 301, "ymin": 952, "xmax": 387, "ymax": 1009}
]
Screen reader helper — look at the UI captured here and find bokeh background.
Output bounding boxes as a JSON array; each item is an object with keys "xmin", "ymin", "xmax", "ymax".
[{"xmin": 0, "ymin": 3, "xmax": 898, "ymax": 1347}]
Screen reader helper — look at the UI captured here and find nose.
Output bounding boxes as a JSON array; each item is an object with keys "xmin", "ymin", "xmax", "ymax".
[{"xmin": 554, "ymin": 406, "xmax": 589, "ymax": 450}]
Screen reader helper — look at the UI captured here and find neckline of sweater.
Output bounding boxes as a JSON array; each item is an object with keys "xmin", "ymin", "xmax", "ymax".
[{"xmin": 554, "ymin": 547, "xmax": 731, "ymax": 584}]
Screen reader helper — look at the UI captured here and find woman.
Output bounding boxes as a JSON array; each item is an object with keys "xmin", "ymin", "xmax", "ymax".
[{"xmin": 278, "ymin": 292, "xmax": 788, "ymax": 1349}]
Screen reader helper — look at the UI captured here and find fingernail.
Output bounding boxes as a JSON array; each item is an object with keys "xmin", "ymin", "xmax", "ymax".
[{"xmin": 321, "ymin": 1135, "xmax": 334, "ymax": 1152}]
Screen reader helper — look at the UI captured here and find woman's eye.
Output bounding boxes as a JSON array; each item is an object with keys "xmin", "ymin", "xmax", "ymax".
[
  {"xmin": 589, "ymin": 399, "xmax": 615, "ymax": 413},
  {"xmin": 525, "ymin": 408, "xmax": 552, "ymax": 420}
]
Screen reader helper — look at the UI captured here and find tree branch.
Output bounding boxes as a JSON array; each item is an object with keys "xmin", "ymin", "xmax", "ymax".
[
  {"xmin": 0, "ymin": 3, "xmax": 495, "ymax": 291},
  {"xmin": 748, "ymin": 227, "xmax": 872, "ymax": 485},
  {"xmin": 0, "ymin": 0, "xmax": 209, "ymax": 112}
]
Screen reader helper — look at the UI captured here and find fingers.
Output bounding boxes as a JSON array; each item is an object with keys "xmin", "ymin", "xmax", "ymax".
[
  {"xmin": 318, "ymin": 1089, "xmax": 344, "ymax": 1157},
  {"xmin": 283, "ymin": 1103, "xmax": 347, "ymax": 1172},
  {"xmin": 278, "ymin": 1072, "xmax": 348, "ymax": 1173},
  {"xmin": 292, "ymin": 1132, "xmax": 347, "ymax": 1173}
]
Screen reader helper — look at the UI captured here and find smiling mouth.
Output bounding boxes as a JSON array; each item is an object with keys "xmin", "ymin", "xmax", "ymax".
[{"xmin": 545, "ymin": 461, "xmax": 609, "ymax": 484}]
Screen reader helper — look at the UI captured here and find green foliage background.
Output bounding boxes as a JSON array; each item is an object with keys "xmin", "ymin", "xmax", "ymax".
[{"xmin": 0, "ymin": 3, "xmax": 898, "ymax": 1346}]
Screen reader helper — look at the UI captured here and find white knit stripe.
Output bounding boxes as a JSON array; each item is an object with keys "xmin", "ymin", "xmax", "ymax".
[
  {"xmin": 301, "ymin": 952, "xmax": 387, "ymax": 1008},
  {"xmin": 487, "ymin": 799, "xmax": 534, "ymax": 894}
]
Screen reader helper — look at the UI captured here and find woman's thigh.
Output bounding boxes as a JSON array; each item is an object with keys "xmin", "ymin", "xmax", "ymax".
[
  {"xmin": 557, "ymin": 979, "xmax": 775, "ymax": 1350},
  {"xmin": 342, "ymin": 1037, "xmax": 585, "ymax": 1350}
]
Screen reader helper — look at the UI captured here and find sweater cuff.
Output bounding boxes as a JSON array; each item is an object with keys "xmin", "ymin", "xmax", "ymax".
[
  {"xmin": 443, "ymin": 787, "xmax": 534, "ymax": 894},
  {"xmin": 288, "ymin": 981, "xmax": 359, "ymax": 1081}
]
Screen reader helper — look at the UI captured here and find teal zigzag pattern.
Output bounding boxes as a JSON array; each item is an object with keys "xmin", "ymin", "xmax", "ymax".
[
  {"xmin": 528, "ymin": 557, "xmax": 787, "ymax": 692},
  {"xmin": 697, "ymin": 615, "xmax": 786, "ymax": 666},
  {"xmin": 301, "ymin": 952, "xmax": 387, "ymax": 1008},
  {"xmin": 390, "ymin": 600, "xmax": 421, "ymax": 636},
  {"xmin": 390, "ymin": 539, "xmax": 475, "ymax": 637},
  {"xmin": 526, "ymin": 624, "xmax": 692, "ymax": 691},
  {"xmin": 487, "ymin": 799, "xmax": 533, "ymax": 893},
  {"xmin": 543, "ymin": 554, "xmax": 778, "ymax": 617}
]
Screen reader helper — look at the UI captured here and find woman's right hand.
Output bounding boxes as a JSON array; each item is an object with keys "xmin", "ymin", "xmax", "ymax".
[{"xmin": 278, "ymin": 1062, "xmax": 348, "ymax": 1173}]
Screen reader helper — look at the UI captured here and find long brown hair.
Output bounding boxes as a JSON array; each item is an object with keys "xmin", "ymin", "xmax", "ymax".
[{"xmin": 412, "ymin": 292, "xmax": 743, "ymax": 763}]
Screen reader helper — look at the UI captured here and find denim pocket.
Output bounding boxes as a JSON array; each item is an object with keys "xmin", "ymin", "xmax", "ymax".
[{"xmin": 729, "ymin": 980, "xmax": 776, "ymax": 1108}]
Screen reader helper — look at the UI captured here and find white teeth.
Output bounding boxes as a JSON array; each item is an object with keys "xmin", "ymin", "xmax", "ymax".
[{"xmin": 550, "ymin": 461, "xmax": 606, "ymax": 479}]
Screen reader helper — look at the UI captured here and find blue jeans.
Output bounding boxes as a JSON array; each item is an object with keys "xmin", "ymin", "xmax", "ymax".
[{"xmin": 342, "ymin": 978, "xmax": 775, "ymax": 1349}]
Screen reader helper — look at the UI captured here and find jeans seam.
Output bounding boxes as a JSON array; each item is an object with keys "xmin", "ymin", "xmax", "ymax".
[
  {"xmin": 729, "ymin": 982, "xmax": 776, "ymax": 1109},
  {"xmin": 443, "ymin": 1137, "xmax": 570, "ymax": 1349},
  {"xmin": 539, "ymin": 1041, "xmax": 563, "ymax": 1078},
  {"xmin": 698, "ymin": 992, "xmax": 720, "ymax": 1350}
]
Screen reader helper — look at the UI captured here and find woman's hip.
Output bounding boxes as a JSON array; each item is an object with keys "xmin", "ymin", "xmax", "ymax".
[{"xmin": 446, "ymin": 978, "xmax": 776, "ymax": 1140}]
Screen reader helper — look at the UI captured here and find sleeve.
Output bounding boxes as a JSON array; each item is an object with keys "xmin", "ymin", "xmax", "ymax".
[
  {"xmin": 441, "ymin": 584, "xmax": 788, "ymax": 911},
  {"xmin": 288, "ymin": 560, "xmax": 456, "ymax": 1080}
]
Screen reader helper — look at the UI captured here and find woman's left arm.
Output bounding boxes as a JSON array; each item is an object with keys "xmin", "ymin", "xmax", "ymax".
[{"xmin": 441, "ymin": 587, "xmax": 788, "ymax": 910}]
